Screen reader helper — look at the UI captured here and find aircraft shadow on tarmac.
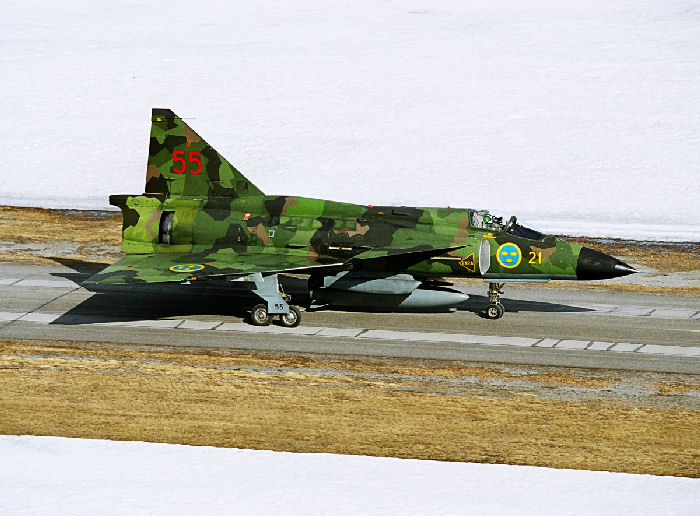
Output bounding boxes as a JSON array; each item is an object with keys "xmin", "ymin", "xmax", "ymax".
[
  {"xmin": 454, "ymin": 295, "xmax": 593, "ymax": 319},
  {"xmin": 48, "ymin": 257, "xmax": 593, "ymax": 325},
  {"xmin": 49, "ymin": 257, "xmax": 109, "ymax": 281}
]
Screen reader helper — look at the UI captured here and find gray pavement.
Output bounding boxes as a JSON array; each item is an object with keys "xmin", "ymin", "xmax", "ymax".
[{"xmin": 0, "ymin": 261, "xmax": 698, "ymax": 374}]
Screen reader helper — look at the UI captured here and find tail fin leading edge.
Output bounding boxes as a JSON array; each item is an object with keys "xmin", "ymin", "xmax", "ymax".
[{"xmin": 145, "ymin": 108, "xmax": 263, "ymax": 198}]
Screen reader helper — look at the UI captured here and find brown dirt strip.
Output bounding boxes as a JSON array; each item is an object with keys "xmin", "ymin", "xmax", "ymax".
[{"xmin": 1, "ymin": 340, "xmax": 698, "ymax": 477}]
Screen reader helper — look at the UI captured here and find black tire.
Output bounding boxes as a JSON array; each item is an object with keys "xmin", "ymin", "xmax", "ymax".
[
  {"xmin": 249, "ymin": 304, "xmax": 271, "ymax": 326},
  {"xmin": 486, "ymin": 303, "xmax": 505, "ymax": 320},
  {"xmin": 278, "ymin": 305, "xmax": 301, "ymax": 328}
]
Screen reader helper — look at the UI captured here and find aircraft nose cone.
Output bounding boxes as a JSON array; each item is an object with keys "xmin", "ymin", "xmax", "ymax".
[{"xmin": 576, "ymin": 247, "xmax": 637, "ymax": 280}]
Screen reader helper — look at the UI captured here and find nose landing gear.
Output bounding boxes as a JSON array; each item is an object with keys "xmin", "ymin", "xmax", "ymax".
[{"xmin": 486, "ymin": 282, "xmax": 505, "ymax": 319}]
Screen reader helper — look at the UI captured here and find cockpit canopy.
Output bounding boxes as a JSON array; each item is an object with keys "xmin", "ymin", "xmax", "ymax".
[{"xmin": 469, "ymin": 210, "xmax": 546, "ymax": 241}]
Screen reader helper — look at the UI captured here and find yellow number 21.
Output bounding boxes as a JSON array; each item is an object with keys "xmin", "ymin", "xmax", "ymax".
[{"xmin": 528, "ymin": 251, "xmax": 542, "ymax": 265}]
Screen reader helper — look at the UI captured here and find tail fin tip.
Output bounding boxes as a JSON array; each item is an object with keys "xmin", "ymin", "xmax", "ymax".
[
  {"xmin": 145, "ymin": 108, "xmax": 264, "ymax": 198},
  {"xmin": 152, "ymin": 107, "xmax": 177, "ymax": 119}
]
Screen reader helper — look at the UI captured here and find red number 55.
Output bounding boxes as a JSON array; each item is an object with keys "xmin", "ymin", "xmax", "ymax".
[{"xmin": 173, "ymin": 150, "xmax": 202, "ymax": 175}]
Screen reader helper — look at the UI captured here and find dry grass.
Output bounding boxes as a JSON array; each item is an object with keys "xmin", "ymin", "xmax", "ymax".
[
  {"xmin": 260, "ymin": 355, "xmax": 623, "ymax": 389},
  {"xmin": 568, "ymin": 237, "xmax": 700, "ymax": 273},
  {"xmin": 0, "ymin": 252, "xmax": 110, "ymax": 265},
  {"xmin": 1, "ymin": 340, "xmax": 698, "ymax": 477},
  {"xmin": 0, "ymin": 206, "xmax": 121, "ymax": 245},
  {"xmin": 658, "ymin": 383, "xmax": 700, "ymax": 395},
  {"xmin": 541, "ymin": 281, "xmax": 700, "ymax": 296}
]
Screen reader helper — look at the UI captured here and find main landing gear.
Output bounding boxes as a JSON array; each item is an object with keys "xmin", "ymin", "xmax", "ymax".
[
  {"xmin": 485, "ymin": 282, "xmax": 505, "ymax": 320},
  {"xmin": 250, "ymin": 304, "xmax": 301, "ymax": 327},
  {"xmin": 246, "ymin": 273, "xmax": 302, "ymax": 328}
]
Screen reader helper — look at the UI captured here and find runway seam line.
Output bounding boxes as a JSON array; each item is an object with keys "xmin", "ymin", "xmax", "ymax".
[
  {"xmin": 2, "ymin": 286, "xmax": 80, "ymax": 329},
  {"xmin": 1, "ymin": 310, "xmax": 700, "ymax": 358}
]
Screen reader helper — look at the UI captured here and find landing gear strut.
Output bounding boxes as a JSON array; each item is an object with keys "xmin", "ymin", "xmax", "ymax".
[
  {"xmin": 486, "ymin": 282, "xmax": 505, "ymax": 320},
  {"xmin": 247, "ymin": 273, "xmax": 302, "ymax": 327}
]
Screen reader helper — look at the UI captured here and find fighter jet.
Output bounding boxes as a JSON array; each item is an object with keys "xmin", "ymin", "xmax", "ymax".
[{"xmin": 84, "ymin": 108, "xmax": 637, "ymax": 326}]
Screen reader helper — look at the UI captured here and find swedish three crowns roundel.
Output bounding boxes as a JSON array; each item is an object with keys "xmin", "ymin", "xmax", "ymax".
[
  {"xmin": 496, "ymin": 243, "xmax": 522, "ymax": 269},
  {"xmin": 169, "ymin": 264, "xmax": 205, "ymax": 273}
]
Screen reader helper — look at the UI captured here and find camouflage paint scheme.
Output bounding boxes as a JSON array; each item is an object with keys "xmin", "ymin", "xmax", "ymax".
[{"xmin": 85, "ymin": 109, "xmax": 586, "ymax": 286}]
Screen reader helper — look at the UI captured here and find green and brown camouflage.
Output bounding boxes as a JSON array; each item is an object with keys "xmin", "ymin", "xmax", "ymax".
[{"xmin": 85, "ymin": 108, "xmax": 636, "ymax": 289}]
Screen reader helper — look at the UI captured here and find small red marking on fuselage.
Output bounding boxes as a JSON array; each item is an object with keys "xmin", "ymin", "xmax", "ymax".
[{"xmin": 244, "ymin": 212, "xmax": 251, "ymax": 220}]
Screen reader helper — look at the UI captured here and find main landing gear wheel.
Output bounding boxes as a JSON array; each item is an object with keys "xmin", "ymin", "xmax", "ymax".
[
  {"xmin": 486, "ymin": 303, "xmax": 505, "ymax": 320},
  {"xmin": 278, "ymin": 305, "xmax": 302, "ymax": 328},
  {"xmin": 249, "ymin": 304, "xmax": 271, "ymax": 326}
]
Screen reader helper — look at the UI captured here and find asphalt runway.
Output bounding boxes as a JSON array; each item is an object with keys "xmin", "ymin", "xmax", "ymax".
[{"xmin": 1, "ymin": 260, "xmax": 698, "ymax": 374}]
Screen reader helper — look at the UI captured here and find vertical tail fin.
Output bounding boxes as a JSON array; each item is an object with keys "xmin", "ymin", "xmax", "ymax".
[{"xmin": 145, "ymin": 108, "xmax": 264, "ymax": 198}]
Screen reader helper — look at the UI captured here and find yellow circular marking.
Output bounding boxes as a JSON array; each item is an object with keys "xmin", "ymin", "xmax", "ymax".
[
  {"xmin": 496, "ymin": 243, "xmax": 522, "ymax": 269},
  {"xmin": 169, "ymin": 264, "xmax": 205, "ymax": 273}
]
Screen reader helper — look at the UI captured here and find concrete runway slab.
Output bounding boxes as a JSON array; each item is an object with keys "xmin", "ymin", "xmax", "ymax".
[{"xmin": 0, "ymin": 261, "xmax": 698, "ymax": 374}]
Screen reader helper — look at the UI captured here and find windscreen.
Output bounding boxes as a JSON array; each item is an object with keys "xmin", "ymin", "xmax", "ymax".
[{"xmin": 505, "ymin": 218, "xmax": 546, "ymax": 241}]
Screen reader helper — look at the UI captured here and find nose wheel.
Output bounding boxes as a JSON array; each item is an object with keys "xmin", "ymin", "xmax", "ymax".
[
  {"xmin": 486, "ymin": 303, "xmax": 505, "ymax": 319},
  {"xmin": 486, "ymin": 282, "xmax": 505, "ymax": 319}
]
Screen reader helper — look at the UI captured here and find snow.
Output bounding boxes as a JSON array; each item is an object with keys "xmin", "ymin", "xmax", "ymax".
[
  {"xmin": 1, "ymin": 435, "xmax": 697, "ymax": 516},
  {"xmin": 1, "ymin": 1, "xmax": 699, "ymax": 241}
]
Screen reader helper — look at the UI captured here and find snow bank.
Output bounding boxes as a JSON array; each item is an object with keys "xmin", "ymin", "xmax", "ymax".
[
  {"xmin": 1, "ymin": 435, "xmax": 697, "ymax": 516},
  {"xmin": 1, "ymin": 1, "xmax": 698, "ymax": 240}
]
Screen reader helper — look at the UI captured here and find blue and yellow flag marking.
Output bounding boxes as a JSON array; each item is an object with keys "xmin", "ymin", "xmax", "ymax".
[
  {"xmin": 169, "ymin": 264, "xmax": 205, "ymax": 273},
  {"xmin": 496, "ymin": 243, "xmax": 521, "ymax": 269}
]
